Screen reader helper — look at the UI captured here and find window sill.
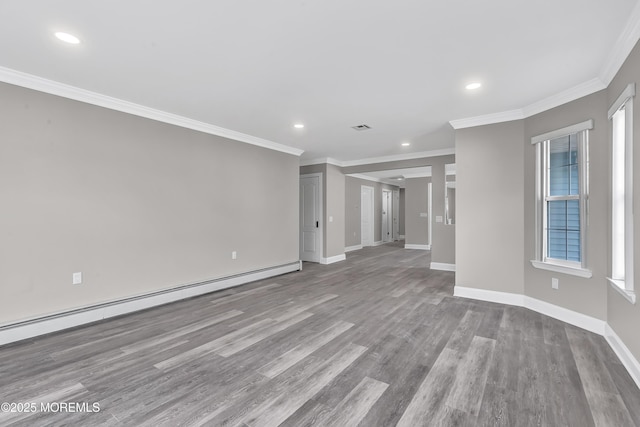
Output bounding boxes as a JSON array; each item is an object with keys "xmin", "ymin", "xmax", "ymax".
[
  {"xmin": 607, "ymin": 278, "xmax": 636, "ymax": 304},
  {"xmin": 530, "ymin": 260, "xmax": 592, "ymax": 278}
]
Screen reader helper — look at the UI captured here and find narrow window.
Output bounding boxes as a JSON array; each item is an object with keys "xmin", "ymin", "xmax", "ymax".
[
  {"xmin": 531, "ymin": 121, "xmax": 592, "ymax": 278},
  {"xmin": 608, "ymin": 83, "xmax": 635, "ymax": 303}
]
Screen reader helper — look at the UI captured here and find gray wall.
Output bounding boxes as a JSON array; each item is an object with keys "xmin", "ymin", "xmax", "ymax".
[
  {"xmin": 455, "ymin": 39, "xmax": 640, "ymax": 363},
  {"xmin": 430, "ymin": 158, "xmax": 456, "ymax": 265},
  {"xmin": 606, "ymin": 40, "xmax": 640, "ymax": 360},
  {"xmin": 0, "ymin": 82, "xmax": 300, "ymax": 325},
  {"xmin": 405, "ymin": 177, "xmax": 430, "ymax": 246},
  {"xmin": 326, "ymin": 164, "xmax": 345, "ymax": 258},
  {"xmin": 456, "ymin": 121, "xmax": 525, "ymax": 294},
  {"xmin": 524, "ymin": 91, "xmax": 609, "ymax": 320}
]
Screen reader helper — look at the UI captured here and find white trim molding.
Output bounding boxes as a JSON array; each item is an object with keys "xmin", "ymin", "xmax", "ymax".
[
  {"xmin": 300, "ymin": 148, "xmax": 455, "ymax": 168},
  {"xmin": 450, "ymin": 79, "xmax": 606, "ymax": 130},
  {"xmin": 399, "ymin": 235, "xmax": 406, "ymax": 239},
  {"xmin": 404, "ymin": 244, "xmax": 431, "ymax": 250},
  {"xmin": 0, "ymin": 66, "xmax": 303, "ymax": 157},
  {"xmin": 605, "ymin": 324, "xmax": 640, "ymax": 390},
  {"xmin": 372, "ymin": 241, "xmax": 385, "ymax": 247},
  {"xmin": 453, "ymin": 286, "xmax": 606, "ymax": 335},
  {"xmin": 530, "ymin": 260, "xmax": 593, "ymax": 279},
  {"xmin": 530, "ymin": 120, "xmax": 594, "ymax": 145},
  {"xmin": 599, "ymin": 0, "xmax": 640, "ymax": 86},
  {"xmin": 345, "ymin": 245, "xmax": 363, "ymax": 253},
  {"xmin": 608, "ymin": 278, "xmax": 637, "ymax": 304},
  {"xmin": 0, "ymin": 262, "xmax": 301, "ymax": 346},
  {"xmin": 430, "ymin": 262, "xmax": 456, "ymax": 272},
  {"xmin": 320, "ymin": 254, "xmax": 346, "ymax": 265}
]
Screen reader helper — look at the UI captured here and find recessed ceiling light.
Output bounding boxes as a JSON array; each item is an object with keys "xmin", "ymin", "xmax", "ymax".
[
  {"xmin": 465, "ymin": 82, "xmax": 482, "ymax": 90},
  {"xmin": 55, "ymin": 32, "xmax": 81, "ymax": 44},
  {"xmin": 294, "ymin": 123, "xmax": 304, "ymax": 129},
  {"xmin": 397, "ymin": 178, "xmax": 404, "ymax": 181},
  {"xmin": 401, "ymin": 142, "xmax": 411, "ymax": 147}
]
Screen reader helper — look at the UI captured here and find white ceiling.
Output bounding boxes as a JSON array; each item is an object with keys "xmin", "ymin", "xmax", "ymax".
[{"xmin": 1, "ymin": 1, "xmax": 638, "ymax": 163}]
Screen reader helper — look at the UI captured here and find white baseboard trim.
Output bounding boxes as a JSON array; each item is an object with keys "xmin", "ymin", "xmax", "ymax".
[
  {"xmin": 605, "ymin": 324, "xmax": 640, "ymax": 390},
  {"xmin": 320, "ymin": 254, "xmax": 346, "ymax": 265},
  {"xmin": 453, "ymin": 286, "xmax": 524, "ymax": 306},
  {"xmin": 0, "ymin": 262, "xmax": 301, "ymax": 347},
  {"xmin": 373, "ymin": 241, "xmax": 385, "ymax": 247},
  {"xmin": 404, "ymin": 244, "xmax": 431, "ymax": 250},
  {"xmin": 345, "ymin": 245, "xmax": 363, "ymax": 253},
  {"xmin": 453, "ymin": 286, "xmax": 606, "ymax": 336},
  {"xmin": 454, "ymin": 286, "xmax": 640, "ymax": 387},
  {"xmin": 430, "ymin": 262, "xmax": 456, "ymax": 272}
]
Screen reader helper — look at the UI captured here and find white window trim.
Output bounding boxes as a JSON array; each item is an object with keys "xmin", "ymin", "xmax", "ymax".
[
  {"xmin": 531, "ymin": 120, "xmax": 593, "ymax": 278},
  {"xmin": 607, "ymin": 83, "xmax": 635, "ymax": 304}
]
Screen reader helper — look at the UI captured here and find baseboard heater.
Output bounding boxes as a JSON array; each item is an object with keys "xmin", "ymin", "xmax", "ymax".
[{"xmin": 0, "ymin": 260, "xmax": 302, "ymax": 347}]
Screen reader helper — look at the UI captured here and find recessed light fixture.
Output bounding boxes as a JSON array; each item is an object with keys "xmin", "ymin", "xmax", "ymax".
[
  {"xmin": 397, "ymin": 177, "xmax": 404, "ymax": 181},
  {"xmin": 401, "ymin": 142, "xmax": 411, "ymax": 147},
  {"xmin": 55, "ymin": 32, "xmax": 81, "ymax": 44},
  {"xmin": 294, "ymin": 123, "xmax": 304, "ymax": 129},
  {"xmin": 465, "ymin": 82, "xmax": 482, "ymax": 90}
]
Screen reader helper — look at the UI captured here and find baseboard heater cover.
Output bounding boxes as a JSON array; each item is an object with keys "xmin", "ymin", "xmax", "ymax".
[{"xmin": 0, "ymin": 261, "xmax": 301, "ymax": 346}]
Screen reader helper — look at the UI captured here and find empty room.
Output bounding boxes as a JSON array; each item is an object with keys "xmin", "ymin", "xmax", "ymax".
[{"xmin": 2, "ymin": 1, "xmax": 640, "ymax": 425}]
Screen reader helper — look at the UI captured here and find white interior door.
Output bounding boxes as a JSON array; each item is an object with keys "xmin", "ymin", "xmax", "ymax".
[
  {"xmin": 300, "ymin": 174, "xmax": 322, "ymax": 262},
  {"xmin": 382, "ymin": 190, "xmax": 392, "ymax": 243},
  {"xmin": 361, "ymin": 185, "xmax": 374, "ymax": 246},
  {"xmin": 393, "ymin": 189, "xmax": 400, "ymax": 241}
]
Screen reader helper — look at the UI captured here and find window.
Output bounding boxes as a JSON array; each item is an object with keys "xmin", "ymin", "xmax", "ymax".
[
  {"xmin": 608, "ymin": 83, "xmax": 635, "ymax": 304},
  {"xmin": 531, "ymin": 120, "xmax": 592, "ymax": 278}
]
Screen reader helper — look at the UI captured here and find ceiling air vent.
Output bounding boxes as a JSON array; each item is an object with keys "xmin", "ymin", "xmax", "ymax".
[{"xmin": 351, "ymin": 124, "xmax": 372, "ymax": 131}]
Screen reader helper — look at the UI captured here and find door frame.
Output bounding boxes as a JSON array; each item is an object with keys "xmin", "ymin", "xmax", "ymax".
[
  {"xmin": 382, "ymin": 189, "xmax": 393, "ymax": 243},
  {"xmin": 361, "ymin": 185, "xmax": 374, "ymax": 247},
  {"xmin": 300, "ymin": 173, "xmax": 323, "ymax": 263},
  {"xmin": 393, "ymin": 189, "xmax": 400, "ymax": 241}
]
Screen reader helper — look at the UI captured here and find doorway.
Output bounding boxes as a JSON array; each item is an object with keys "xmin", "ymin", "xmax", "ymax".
[
  {"xmin": 382, "ymin": 189, "xmax": 393, "ymax": 243},
  {"xmin": 300, "ymin": 173, "xmax": 322, "ymax": 262},
  {"xmin": 361, "ymin": 185, "xmax": 374, "ymax": 247}
]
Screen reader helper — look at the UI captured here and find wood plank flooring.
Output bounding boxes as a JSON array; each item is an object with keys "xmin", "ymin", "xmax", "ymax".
[{"xmin": 1, "ymin": 241, "xmax": 639, "ymax": 426}]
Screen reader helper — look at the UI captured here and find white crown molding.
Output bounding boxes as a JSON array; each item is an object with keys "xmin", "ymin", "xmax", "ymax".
[
  {"xmin": 299, "ymin": 157, "xmax": 344, "ymax": 167},
  {"xmin": 403, "ymin": 172, "xmax": 431, "ymax": 179},
  {"xmin": 523, "ymin": 78, "xmax": 607, "ymax": 118},
  {"xmin": 599, "ymin": 0, "xmax": 640, "ymax": 86},
  {"xmin": 0, "ymin": 66, "xmax": 303, "ymax": 157},
  {"xmin": 0, "ymin": 262, "xmax": 301, "ymax": 346},
  {"xmin": 346, "ymin": 173, "xmax": 385, "ymax": 183},
  {"xmin": 450, "ymin": 78, "xmax": 606, "ymax": 130},
  {"xmin": 300, "ymin": 148, "xmax": 455, "ymax": 168},
  {"xmin": 341, "ymin": 148, "xmax": 455, "ymax": 167},
  {"xmin": 449, "ymin": 109, "xmax": 524, "ymax": 130}
]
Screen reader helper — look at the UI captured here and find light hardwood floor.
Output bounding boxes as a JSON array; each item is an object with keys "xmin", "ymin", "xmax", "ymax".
[{"xmin": 1, "ymin": 241, "xmax": 639, "ymax": 426}]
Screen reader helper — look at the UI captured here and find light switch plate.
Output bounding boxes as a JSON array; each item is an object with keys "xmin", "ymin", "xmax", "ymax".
[{"xmin": 72, "ymin": 272, "xmax": 82, "ymax": 285}]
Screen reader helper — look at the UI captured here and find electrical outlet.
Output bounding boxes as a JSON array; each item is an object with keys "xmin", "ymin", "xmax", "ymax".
[
  {"xmin": 73, "ymin": 272, "xmax": 82, "ymax": 285},
  {"xmin": 552, "ymin": 277, "xmax": 559, "ymax": 290},
  {"xmin": 232, "ymin": 251, "xmax": 237, "ymax": 260}
]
